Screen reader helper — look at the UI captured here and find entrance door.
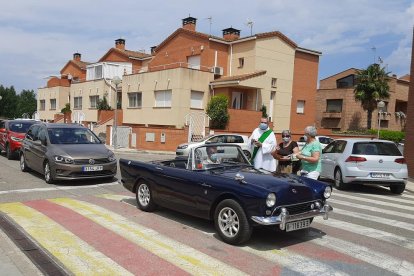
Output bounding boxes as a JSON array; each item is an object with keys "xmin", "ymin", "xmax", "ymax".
[{"xmin": 232, "ymin": 92, "xmax": 243, "ymax": 109}]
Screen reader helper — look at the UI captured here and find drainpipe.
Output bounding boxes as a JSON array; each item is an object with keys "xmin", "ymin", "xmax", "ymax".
[{"xmin": 229, "ymin": 44, "xmax": 233, "ymax": 76}]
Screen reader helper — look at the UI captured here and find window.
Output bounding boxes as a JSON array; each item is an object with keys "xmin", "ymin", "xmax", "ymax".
[
  {"xmin": 296, "ymin": 100, "xmax": 305, "ymax": 114},
  {"xmin": 336, "ymin": 74, "xmax": 356, "ymax": 88},
  {"xmin": 95, "ymin": 65, "xmax": 103, "ymax": 79},
  {"xmin": 190, "ymin": 91, "xmax": 203, "ymax": 109},
  {"xmin": 89, "ymin": 96, "xmax": 99, "ymax": 109},
  {"xmin": 326, "ymin": 99, "xmax": 343, "ymax": 112},
  {"xmin": 238, "ymin": 58, "xmax": 244, "ymax": 68},
  {"xmin": 128, "ymin": 92, "xmax": 142, "ymax": 108},
  {"xmin": 39, "ymin": 100, "xmax": 46, "ymax": 111},
  {"xmin": 187, "ymin": 55, "xmax": 200, "ymax": 70},
  {"xmin": 50, "ymin": 99, "xmax": 56, "ymax": 110},
  {"xmin": 74, "ymin": 97, "xmax": 82, "ymax": 109},
  {"xmin": 271, "ymin": 78, "xmax": 277, "ymax": 88},
  {"xmin": 154, "ymin": 90, "xmax": 172, "ymax": 108}
]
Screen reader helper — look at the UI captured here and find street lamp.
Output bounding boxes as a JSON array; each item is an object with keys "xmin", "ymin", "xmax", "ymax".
[
  {"xmin": 377, "ymin": 100, "xmax": 385, "ymax": 139},
  {"xmin": 112, "ymin": 76, "xmax": 122, "ymax": 149}
]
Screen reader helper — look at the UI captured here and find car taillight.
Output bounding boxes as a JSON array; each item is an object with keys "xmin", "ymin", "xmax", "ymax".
[
  {"xmin": 394, "ymin": 158, "xmax": 406, "ymax": 164},
  {"xmin": 345, "ymin": 156, "xmax": 367, "ymax": 162}
]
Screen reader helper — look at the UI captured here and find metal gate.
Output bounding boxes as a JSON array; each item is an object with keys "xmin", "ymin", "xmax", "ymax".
[
  {"xmin": 185, "ymin": 112, "xmax": 209, "ymax": 142},
  {"xmin": 116, "ymin": 126, "xmax": 131, "ymax": 148}
]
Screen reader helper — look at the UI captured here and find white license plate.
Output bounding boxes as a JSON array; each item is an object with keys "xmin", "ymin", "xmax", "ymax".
[
  {"xmin": 82, "ymin": 166, "xmax": 103, "ymax": 172},
  {"xmin": 371, "ymin": 173, "xmax": 390, "ymax": 178},
  {"xmin": 286, "ymin": 219, "xmax": 311, "ymax": 232}
]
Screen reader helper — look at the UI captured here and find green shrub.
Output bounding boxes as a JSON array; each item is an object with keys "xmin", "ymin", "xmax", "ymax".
[
  {"xmin": 369, "ymin": 129, "xmax": 405, "ymax": 142},
  {"xmin": 206, "ymin": 95, "xmax": 229, "ymax": 129}
]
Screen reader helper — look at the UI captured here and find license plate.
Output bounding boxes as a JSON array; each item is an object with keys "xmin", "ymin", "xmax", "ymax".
[
  {"xmin": 286, "ymin": 219, "xmax": 310, "ymax": 232},
  {"xmin": 82, "ymin": 166, "xmax": 103, "ymax": 172},
  {"xmin": 371, "ymin": 173, "xmax": 390, "ymax": 178}
]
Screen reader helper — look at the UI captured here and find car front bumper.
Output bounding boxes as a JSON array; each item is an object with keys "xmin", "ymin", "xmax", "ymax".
[
  {"xmin": 51, "ymin": 161, "xmax": 117, "ymax": 180},
  {"xmin": 251, "ymin": 204, "xmax": 333, "ymax": 230}
]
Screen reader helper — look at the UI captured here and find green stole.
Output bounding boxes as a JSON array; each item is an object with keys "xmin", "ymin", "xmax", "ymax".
[{"xmin": 250, "ymin": 129, "xmax": 273, "ymax": 164}]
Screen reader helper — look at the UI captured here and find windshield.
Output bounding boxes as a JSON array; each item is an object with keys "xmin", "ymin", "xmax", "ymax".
[
  {"xmin": 9, "ymin": 122, "xmax": 36, "ymax": 133},
  {"xmin": 190, "ymin": 144, "xmax": 250, "ymax": 170},
  {"xmin": 48, "ymin": 128, "xmax": 101, "ymax": 144}
]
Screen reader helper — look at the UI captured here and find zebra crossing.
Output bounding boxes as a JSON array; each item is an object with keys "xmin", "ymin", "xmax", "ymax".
[{"xmin": 0, "ymin": 189, "xmax": 413, "ymax": 275}]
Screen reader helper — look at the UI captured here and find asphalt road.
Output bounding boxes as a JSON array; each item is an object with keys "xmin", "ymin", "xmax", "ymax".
[{"xmin": 0, "ymin": 151, "xmax": 414, "ymax": 275}]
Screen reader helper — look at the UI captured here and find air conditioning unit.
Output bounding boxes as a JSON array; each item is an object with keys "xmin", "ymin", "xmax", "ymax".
[{"xmin": 211, "ymin": 66, "xmax": 223, "ymax": 76}]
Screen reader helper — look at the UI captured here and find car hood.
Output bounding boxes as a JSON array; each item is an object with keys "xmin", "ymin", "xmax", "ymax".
[
  {"xmin": 214, "ymin": 167, "xmax": 320, "ymax": 203},
  {"xmin": 50, "ymin": 144, "xmax": 113, "ymax": 159}
]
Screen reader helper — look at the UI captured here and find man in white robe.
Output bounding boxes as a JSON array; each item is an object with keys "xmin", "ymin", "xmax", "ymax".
[{"xmin": 248, "ymin": 117, "xmax": 277, "ymax": 171}]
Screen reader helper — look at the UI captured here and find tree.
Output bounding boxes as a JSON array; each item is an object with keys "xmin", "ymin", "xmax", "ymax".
[
  {"xmin": 354, "ymin": 63, "xmax": 390, "ymax": 129},
  {"xmin": 97, "ymin": 97, "xmax": 112, "ymax": 110},
  {"xmin": 17, "ymin": 90, "xmax": 37, "ymax": 117},
  {"xmin": 260, "ymin": 104, "xmax": 268, "ymax": 118},
  {"xmin": 0, "ymin": 85, "xmax": 18, "ymax": 118},
  {"xmin": 206, "ymin": 95, "xmax": 229, "ymax": 129},
  {"xmin": 61, "ymin": 103, "xmax": 71, "ymax": 113}
]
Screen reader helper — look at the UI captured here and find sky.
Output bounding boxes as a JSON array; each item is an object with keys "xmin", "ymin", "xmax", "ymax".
[{"xmin": 0, "ymin": 0, "xmax": 413, "ymax": 93}]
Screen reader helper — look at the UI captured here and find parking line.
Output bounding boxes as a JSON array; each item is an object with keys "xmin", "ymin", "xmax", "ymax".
[{"xmin": 0, "ymin": 182, "xmax": 119, "ymax": 195}]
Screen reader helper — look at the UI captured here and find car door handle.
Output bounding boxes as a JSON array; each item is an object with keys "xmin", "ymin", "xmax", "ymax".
[
  {"xmin": 200, "ymin": 183, "xmax": 212, "ymax": 188},
  {"xmin": 155, "ymin": 167, "xmax": 164, "ymax": 171}
]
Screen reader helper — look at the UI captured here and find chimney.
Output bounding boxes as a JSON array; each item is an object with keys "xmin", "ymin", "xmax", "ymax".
[
  {"xmin": 222, "ymin": 27, "xmax": 240, "ymax": 41},
  {"xmin": 115, "ymin": 38, "xmax": 126, "ymax": 50},
  {"xmin": 73, "ymin": 53, "xmax": 81, "ymax": 61},
  {"xmin": 182, "ymin": 16, "xmax": 197, "ymax": 31},
  {"xmin": 150, "ymin": 46, "xmax": 157, "ymax": 55}
]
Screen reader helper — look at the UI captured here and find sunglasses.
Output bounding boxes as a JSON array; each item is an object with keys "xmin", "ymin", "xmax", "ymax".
[{"xmin": 282, "ymin": 135, "xmax": 290, "ymax": 138}]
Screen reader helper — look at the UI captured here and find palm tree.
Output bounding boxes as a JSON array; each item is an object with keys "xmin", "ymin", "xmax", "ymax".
[{"xmin": 354, "ymin": 63, "xmax": 390, "ymax": 129}]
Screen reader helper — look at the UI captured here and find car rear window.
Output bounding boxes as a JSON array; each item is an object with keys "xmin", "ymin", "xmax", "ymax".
[
  {"xmin": 9, "ymin": 122, "xmax": 35, "ymax": 133},
  {"xmin": 352, "ymin": 142, "xmax": 402, "ymax": 156}
]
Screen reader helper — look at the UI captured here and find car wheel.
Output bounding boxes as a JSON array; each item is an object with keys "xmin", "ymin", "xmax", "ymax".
[
  {"xmin": 44, "ymin": 161, "xmax": 55, "ymax": 184},
  {"xmin": 6, "ymin": 144, "xmax": 14, "ymax": 160},
  {"xmin": 334, "ymin": 168, "xmax": 347, "ymax": 190},
  {"xmin": 390, "ymin": 184, "xmax": 405, "ymax": 194},
  {"xmin": 243, "ymin": 150, "xmax": 251, "ymax": 160},
  {"xmin": 136, "ymin": 181, "xmax": 156, "ymax": 212},
  {"xmin": 214, "ymin": 199, "xmax": 252, "ymax": 245},
  {"xmin": 20, "ymin": 154, "xmax": 30, "ymax": 172}
]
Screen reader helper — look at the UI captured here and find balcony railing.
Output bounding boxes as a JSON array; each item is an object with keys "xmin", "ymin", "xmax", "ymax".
[{"xmin": 322, "ymin": 111, "xmax": 342, "ymax": 118}]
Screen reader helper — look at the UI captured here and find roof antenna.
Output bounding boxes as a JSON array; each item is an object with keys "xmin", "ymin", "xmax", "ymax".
[
  {"xmin": 205, "ymin": 16, "xmax": 213, "ymax": 35},
  {"xmin": 246, "ymin": 18, "xmax": 254, "ymax": 36}
]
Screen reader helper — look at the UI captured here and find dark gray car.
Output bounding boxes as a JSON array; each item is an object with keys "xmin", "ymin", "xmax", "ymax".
[{"xmin": 20, "ymin": 123, "xmax": 116, "ymax": 183}]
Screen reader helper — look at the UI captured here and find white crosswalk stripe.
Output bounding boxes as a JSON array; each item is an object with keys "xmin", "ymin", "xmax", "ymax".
[
  {"xmin": 334, "ymin": 191, "xmax": 414, "ymax": 205},
  {"xmin": 333, "ymin": 193, "xmax": 414, "ymax": 211}
]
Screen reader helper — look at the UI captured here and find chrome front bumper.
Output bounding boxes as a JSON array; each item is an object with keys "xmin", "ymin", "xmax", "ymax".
[{"xmin": 251, "ymin": 204, "xmax": 333, "ymax": 230}]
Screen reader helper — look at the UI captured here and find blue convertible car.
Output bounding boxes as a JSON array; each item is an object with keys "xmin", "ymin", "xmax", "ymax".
[{"xmin": 120, "ymin": 144, "xmax": 333, "ymax": 245}]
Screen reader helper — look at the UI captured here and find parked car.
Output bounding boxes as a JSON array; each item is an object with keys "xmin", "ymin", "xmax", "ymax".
[
  {"xmin": 176, "ymin": 133, "xmax": 252, "ymax": 159},
  {"xmin": 320, "ymin": 138, "xmax": 407, "ymax": 194},
  {"xmin": 20, "ymin": 123, "xmax": 117, "ymax": 183},
  {"xmin": 297, "ymin": 135, "xmax": 334, "ymax": 150},
  {"xmin": 0, "ymin": 119, "xmax": 39, "ymax": 159},
  {"xmin": 120, "ymin": 144, "xmax": 333, "ymax": 245}
]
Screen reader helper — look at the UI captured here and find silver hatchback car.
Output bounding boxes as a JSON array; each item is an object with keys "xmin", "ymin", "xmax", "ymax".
[{"xmin": 320, "ymin": 138, "xmax": 407, "ymax": 194}]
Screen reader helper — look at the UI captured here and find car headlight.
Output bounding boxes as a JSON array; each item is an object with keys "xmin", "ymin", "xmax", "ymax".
[
  {"xmin": 266, "ymin": 193, "xmax": 276, "ymax": 207},
  {"xmin": 324, "ymin": 186, "xmax": 332, "ymax": 199},
  {"xmin": 177, "ymin": 145, "xmax": 188, "ymax": 149},
  {"xmin": 54, "ymin": 155, "xmax": 74, "ymax": 164},
  {"xmin": 10, "ymin": 136, "xmax": 23, "ymax": 142},
  {"xmin": 108, "ymin": 154, "xmax": 116, "ymax": 162}
]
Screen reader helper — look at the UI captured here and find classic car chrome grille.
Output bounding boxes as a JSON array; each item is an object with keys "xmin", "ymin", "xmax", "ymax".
[
  {"xmin": 272, "ymin": 200, "xmax": 322, "ymax": 216},
  {"xmin": 74, "ymin": 158, "xmax": 110, "ymax": 165}
]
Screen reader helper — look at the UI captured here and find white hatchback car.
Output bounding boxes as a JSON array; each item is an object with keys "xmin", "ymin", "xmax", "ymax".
[
  {"xmin": 176, "ymin": 134, "xmax": 252, "ymax": 159},
  {"xmin": 320, "ymin": 138, "xmax": 407, "ymax": 194}
]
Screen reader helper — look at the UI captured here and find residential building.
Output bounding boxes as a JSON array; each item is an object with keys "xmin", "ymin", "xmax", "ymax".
[
  {"xmin": 37, "ymin": 16, "xmax": 321, "ymax": 150},
  {"xmin": 316, "ymin": 68, "xmax": 409, "ymax": 132}
]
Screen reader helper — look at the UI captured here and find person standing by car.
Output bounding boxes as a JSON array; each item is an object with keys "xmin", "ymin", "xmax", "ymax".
[
  {"xmin": 249, "ymin": 117, "xmax": 277, "ymax": 171},
  {"xmin": 272, "ymin": 130, "xmax": 300, "ymax": 174},
  {"xmin": 296, "ymin": 126, "xmax": 322, "ymax": 180}
]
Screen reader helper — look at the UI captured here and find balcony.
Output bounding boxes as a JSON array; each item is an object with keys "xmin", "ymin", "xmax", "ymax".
[{"xmin": 322, "ymin": 111, "xmax": 342, "ymax": 118}]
